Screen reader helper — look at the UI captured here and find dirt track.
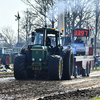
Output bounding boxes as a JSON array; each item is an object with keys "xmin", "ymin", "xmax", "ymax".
[
  {"xmin": 0, "ymin": 70, "xmax": 100, "ymax": 100},
  {"xmin": 0, "ymin": 73, "xmax": 14, "ymax": 78}
]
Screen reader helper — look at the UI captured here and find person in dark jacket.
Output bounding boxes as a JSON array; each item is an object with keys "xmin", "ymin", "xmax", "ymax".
[
  {"xmin": 74, "ymin": 37, "xmax": 83, "ymax": 43},
  {"xmin": 65, "ymin": 34, "xmax": 71, "ymax": 45}
]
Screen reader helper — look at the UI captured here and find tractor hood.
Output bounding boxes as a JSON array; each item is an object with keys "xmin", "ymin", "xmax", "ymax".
[{"xmin": 31, "ymin": 45, "xmax": 48, "ymax": 62}]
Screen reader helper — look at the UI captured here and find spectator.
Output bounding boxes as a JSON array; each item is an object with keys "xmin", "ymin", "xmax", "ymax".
[
  {"xmin": 74, "ymin": 37, "xmax": 83, "ymax": 43},
  {"xmin": 65, "ymin": 34, "xmax": 71, "ymax": 45}
]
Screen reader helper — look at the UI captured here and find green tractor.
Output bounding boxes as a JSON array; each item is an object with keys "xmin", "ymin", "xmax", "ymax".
[{"xmin": 14, "ymin": 27, "xmax": 74, "ymax": 80}]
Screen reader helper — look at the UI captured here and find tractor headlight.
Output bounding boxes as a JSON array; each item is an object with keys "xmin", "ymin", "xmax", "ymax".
[
  {"xmin": 39, "ymin": 58, "xmax": 42, "ymax": 61},
  {"xmin": 32, "ymin": 58, "xmax": 35, "ymax": 61}
]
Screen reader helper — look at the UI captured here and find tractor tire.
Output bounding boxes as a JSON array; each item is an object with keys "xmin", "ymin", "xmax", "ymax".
[
  {"xmin": 14, "ymin": 54, "xmax": 27, "ymax": 80},
  {"xmin": 20, "ymin": 48, "xmax": 27, "ymax": 54},
  {"xmin": 61, "ymin": 50, "xmax": 65, "ymax": 59},
  {"xmin": 62, "ymin": 49, "xmax": 73, "ymax": 80},
  {"xmin": 26, "ymin": 49, "xmax": 32, "ymax": 65},
  {"xmin": 70, "ymin": 52, "xmax": 74, "ymax": 76},
  {"xmin": 48, "ymin": 55, "xmax": 63, "ymax": 80},
  {"xmin": 26, "ymin": 49, "xmax": 34, "ymax": 79}
]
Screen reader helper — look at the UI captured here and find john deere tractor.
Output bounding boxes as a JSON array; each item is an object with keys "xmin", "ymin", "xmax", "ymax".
[{"xmin": 14, "ymin": 27, "xmax": 74, "ymax": 80}]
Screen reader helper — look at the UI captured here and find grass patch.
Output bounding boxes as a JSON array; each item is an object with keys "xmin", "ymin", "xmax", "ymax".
[
  {"xmin": 93, "ymin": 67, "xmax": 100, "ymax": 70},
  {"xmin": 91, "ymin": 97, "xmax": 100, "ymax": 100},
  {"xmin": 97, "ymin": 67, "xmax": 100, "ymax": 70},
  {"xmin": 0, "ymin": 71, "xmax": 14, "ymax": 74},
  {"xmin": 91, "ymin": 66, "xmax": 100, "ymax": 70}
]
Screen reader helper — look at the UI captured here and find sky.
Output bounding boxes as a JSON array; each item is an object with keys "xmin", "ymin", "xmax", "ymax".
[{"xmin": 0, "ymin": 0, "xmax": 28, "ymax": 34}]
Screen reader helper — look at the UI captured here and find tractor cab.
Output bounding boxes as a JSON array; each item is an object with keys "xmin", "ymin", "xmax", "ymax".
[
  {"xmin": 34, "ymin": 32, "xmax": 56, "ymax": 47},
  {"xmin": 34, "ymin": 28, "xmax": 59, "ymax": 46},
  {"xmin": 31, "ymin": 27, "xmax": 62, "ymax": 55}
]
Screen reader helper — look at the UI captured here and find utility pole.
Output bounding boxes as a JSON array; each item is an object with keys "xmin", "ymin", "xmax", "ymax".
[
  {"xmin": 51, "ymin": 0, "xmax": 54, "ymax": 28},
  {"xmin": 15, "ymin": 12, "xmax": 20, "ymax": 46},
  {"xmin": 95, "ymin": 0, "xmax": 98, "ymax": 56},
  {"xmin": 43, "ymin": 0, "xmax": 47, "ymax": 27},
  {"xmin": 25, "ymin": 9, "xmax": 29, "ymax": 42},
  {"xmin": 95, "ymin": 0, "xmax": 98, "ymax": 68}
]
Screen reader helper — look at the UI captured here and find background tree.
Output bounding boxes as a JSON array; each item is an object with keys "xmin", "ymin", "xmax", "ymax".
[
  {"xmin": 20, "ymin": 0, "xmax": 100, "ymax": 46},
  {"xmin": 19, "ymin": 0, "xmax": 58, "ymax": 43},
  {"xmin": 19, "ymin": 9, "xmax": 38, "ymax": 42},
  {"xmin": 21, "ymin": 0, "xmax": 58, "ymax": 28},
  {"xmin": 1, "ymin": 27, "xmax": 16, "ymax": 49},
  {"xmin": 64, "ymin": 0, "xmax": 94, "ymax": 35}
]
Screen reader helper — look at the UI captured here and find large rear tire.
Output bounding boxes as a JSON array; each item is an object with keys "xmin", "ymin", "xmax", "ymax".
[
  {"xmin": 26, "ymin": 49, "xmax": 34, "ymax": 79},
  {"xmin": 26, "ymin": 49, "xmax": 32, "ymax": 65},
  {"xmin": 48, "ymin": 55, "xmax": 63, "ymax": 80},
  {"xmin": 20, "ymin": 48, "xmax": 27, "ymax": 54},
  {"xmin": 14, "ymin": 54, "xmax": 27, "ymax": 80},
  {"xmin": 62, "ymin": 49, "xmax": 73, "ymax": 80}
]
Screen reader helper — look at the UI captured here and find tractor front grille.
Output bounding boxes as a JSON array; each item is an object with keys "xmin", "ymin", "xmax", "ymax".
[{"xmin": 33, "ymin": 63, "xmax": 41, "ymax": 70}]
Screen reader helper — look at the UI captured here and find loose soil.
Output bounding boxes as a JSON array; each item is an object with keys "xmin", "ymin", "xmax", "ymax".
[{"xmin": 0, "ymin": 70, "xmax": 100, "ymax": 100}]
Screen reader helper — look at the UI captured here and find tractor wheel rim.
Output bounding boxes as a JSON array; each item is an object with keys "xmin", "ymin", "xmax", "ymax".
[{"xmin": 59, "ymin": 60, "xmax": 62, "ymax": 78}]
